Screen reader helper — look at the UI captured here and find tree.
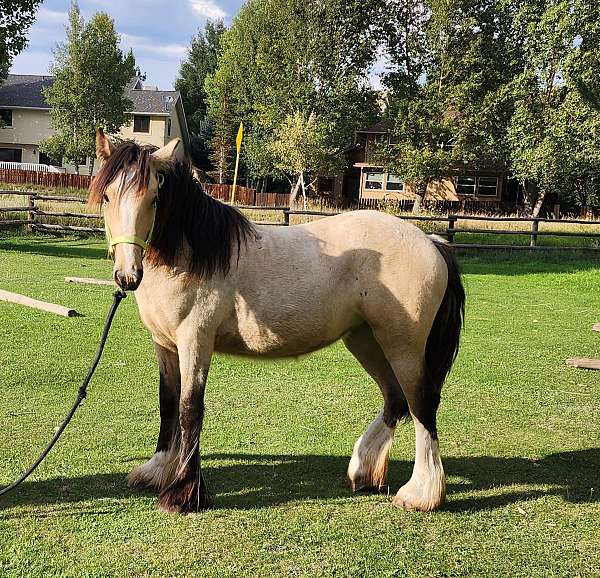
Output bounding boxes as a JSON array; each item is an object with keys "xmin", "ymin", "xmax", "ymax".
[
  {"xmin": 507, "ymin": 0, "xmax": 600, "ymax": 215},
  {"xmin": 382, "ymin": 0, "xmax": 519, "ymax": 212},
  {"xmin": 40, "ymin": 2, "xmax": 135, "ymax": 174},
  {"xmin": 205, "ymin": 0, "xmax": 380, "ymax": 188},
  {"xmin": 0, "ymin": 0, "xmax": 42, "ymax": 81},
  {"xmin": 269, "ymin": 111, "xmax": 344, "ymax": 207},
  {"xmin": 175, "ymin": 21, "xmax": 225, "ymax": 135}
]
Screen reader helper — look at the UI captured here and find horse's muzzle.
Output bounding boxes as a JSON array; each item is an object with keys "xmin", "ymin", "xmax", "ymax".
[{"xmin": 114, "ymin": 268, "xmax": 143, "ymax": 291}]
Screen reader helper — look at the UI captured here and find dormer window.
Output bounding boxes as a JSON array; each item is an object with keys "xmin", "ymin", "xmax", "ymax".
[
  {"xmin": 133, "ymin": 115, "xmax": 150, "ymax": 133},
  {"xmin": 0, "ymin": 109, "xmax": 13, "ymax": 127}
]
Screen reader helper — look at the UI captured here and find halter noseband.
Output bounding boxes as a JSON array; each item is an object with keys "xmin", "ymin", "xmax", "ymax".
[{"xmin": 104, "ymin": 172, "xmax": 163, "ymax": 259}]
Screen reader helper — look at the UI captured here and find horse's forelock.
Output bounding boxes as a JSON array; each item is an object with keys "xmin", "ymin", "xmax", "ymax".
[{"xmin": 88, "ymin": 141, "xmax": 156, "ymax": 205}]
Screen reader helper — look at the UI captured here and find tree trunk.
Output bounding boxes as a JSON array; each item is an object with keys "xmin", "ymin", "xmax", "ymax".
[
  {"xmin": 412, "ymin": 184, "xmax": 427, "ymax": 214},
  {"xmin": 289, "ymin": 174, "xmax": 301, "ymax": 207},
  {"xmin": 88, "ymin": 156, "xmax": 95, "ymax": 177},
  {"xmin": 523, "ymin": 180, "xmax": 537, "ymax": 216},
  {"xmin": 300, "ymin": 172, "xmax": 307, "ymax": 211},
  {"xmin": 531, "ymin": 190, "xmax": 547, "ymax": 218}
]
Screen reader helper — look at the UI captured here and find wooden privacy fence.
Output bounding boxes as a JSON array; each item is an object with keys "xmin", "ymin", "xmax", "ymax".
[
  {"xmin": 203, "ymin": 184, "xmax": 290, "ymax": 207},
  {"xmin": 0, "ymin": 169, "xmax": 92, "ymax": 190},
  {"xmin": 1, "ymin": 189, "xmax": 600, "ymax": 251}
]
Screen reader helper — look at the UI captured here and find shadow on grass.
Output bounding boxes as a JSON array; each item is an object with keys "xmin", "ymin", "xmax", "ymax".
[
  {"xmin": 0, "ymin": 449, "xmax": 598, "ymax": 515},
  {"xmin": 0, "ymin": 236, "xmax": 107, "ymax": 261}
]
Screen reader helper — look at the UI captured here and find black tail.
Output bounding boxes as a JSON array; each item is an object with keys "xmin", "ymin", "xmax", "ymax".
[{"xmin": 426, "ymin": 240, "xmax": 465, "ymax": 394}]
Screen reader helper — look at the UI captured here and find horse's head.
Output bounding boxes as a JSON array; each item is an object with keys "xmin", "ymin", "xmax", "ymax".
[{"xmin": 91, "ymin": 129, "xmax": 182, "ymax": 291}]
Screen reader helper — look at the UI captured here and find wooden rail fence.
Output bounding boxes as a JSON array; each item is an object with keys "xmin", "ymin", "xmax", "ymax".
[{"xmin": 1, "ymin": 189, "xmax": 599, "ymax": 251}]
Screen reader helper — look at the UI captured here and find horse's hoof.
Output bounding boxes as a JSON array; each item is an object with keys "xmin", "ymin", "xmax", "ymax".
[
  {"xmin": 392, "ymin": 478, "xmax": 445, "ymax": 512},
  {"xmin": 158, "ymin": 477, "xmax": 212, "ymax": 514}
]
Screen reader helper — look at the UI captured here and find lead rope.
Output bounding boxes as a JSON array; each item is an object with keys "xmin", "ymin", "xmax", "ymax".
[{"xmin": 0, "ymin": 289, "xmax": 127, "ymax": 497}]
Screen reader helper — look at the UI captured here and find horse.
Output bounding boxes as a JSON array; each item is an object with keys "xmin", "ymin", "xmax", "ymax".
[{"xmin": 90, "ymin": 129, "xmax": 465, "ymax": 514}]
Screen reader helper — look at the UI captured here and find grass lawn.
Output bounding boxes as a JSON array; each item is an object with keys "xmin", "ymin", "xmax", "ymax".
[{"xmin": 0, "ymin": 233, "xmax": 598, "ymax": 578}]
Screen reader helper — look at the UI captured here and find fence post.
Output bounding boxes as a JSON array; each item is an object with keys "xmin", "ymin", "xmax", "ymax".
[
  {"xmin": 447, "ymin": 215, "xmax": 456, "ymax": 244},
  {"xmin": 283, "ymin": 210, "xmax": 290, "ymax": 226},
  {"xmin": 27, "ymin": 194, "xmax": 35, "ymax": 232},
  {"xmin": 530, "ymin": 219, "xmax": 539, "ymax": 247}
]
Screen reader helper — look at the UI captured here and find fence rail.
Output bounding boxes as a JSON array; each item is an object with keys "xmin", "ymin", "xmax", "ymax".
[{"xmin": 1, "ymin": 188, "xmax": 599, "ymax": 251}]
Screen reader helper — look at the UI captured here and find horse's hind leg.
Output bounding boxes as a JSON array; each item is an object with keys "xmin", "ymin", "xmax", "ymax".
[
  {"xmin": 343, "ymin": 324, "xmax": 409, "ymax": 492},
  {"xmin": 375, "ymin": 337, "xmax": 446, "ymax": 512},
  {"xmin": 128, "ymin": 342, "xmax": 181, "ymax": 492}
]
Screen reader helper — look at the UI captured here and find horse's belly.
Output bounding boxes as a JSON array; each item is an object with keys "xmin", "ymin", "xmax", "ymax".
[{"xmin": 215, "ymin": 307, "xmax": 361, "ymax": 358}]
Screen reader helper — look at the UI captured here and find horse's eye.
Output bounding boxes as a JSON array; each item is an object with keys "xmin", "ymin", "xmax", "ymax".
[{"xmin": 103, "ymin": 194, "xmax": 109, "ymax": 204}]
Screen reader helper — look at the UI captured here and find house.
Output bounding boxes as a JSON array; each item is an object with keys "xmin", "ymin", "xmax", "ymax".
[
  {"xmin": 0, "ymin": 75, "xmax": 190, "ymax": 171},
  {"xmin": 331, "ymin": 119, "xmax": 516, "ymax": 209}
]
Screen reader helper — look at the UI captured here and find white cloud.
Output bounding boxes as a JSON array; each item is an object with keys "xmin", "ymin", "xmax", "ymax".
[
  {"xmin": 36, "ymin": 7, "xmax": 69, "ymax": 25},
  {"xmin": 121, "ymin": 33, "xmax": 187, "ymax": 59},
  {"xmin": 189, "ymin": 0, "xmax": 227, "ymax": 19}
]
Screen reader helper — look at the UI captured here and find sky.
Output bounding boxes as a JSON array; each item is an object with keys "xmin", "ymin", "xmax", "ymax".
[{"xmin": 10, "ymin": 0, "xmax": 246, "ymax": 90}]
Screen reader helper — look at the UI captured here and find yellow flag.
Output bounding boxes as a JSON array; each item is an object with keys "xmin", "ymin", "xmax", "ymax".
[{"xmin": 236, "ymin": 121, "xmax": 244, "ymax": 153}]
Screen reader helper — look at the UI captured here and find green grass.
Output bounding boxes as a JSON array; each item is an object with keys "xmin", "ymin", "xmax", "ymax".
[{"xmin": 0, "ymin": 233, "xmax": 599, "ymax": 577}]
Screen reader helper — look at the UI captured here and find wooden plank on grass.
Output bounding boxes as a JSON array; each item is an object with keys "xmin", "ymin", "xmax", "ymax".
[
  {"xmin": 566, "ymin": 357, "xmax": 600, "ymax": 370},
  {"xmin": 593, "ymin": 323, "xmax": 600, "ymax": 333},
  {"xmin": 65, "ymin": 277, "xmax": 113, "ymax": 286},
  {"xmin": 0, "ymin": 289, "xmax": 77, "ymax": 317}
]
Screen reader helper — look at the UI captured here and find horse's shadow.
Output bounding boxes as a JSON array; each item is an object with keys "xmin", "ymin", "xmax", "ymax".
[{"xmin": 1, "ymin": 449, "xmax": 598, "ymax": 515}]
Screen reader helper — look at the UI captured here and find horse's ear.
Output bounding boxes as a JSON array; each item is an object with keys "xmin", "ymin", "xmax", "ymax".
[
  {"xmin": 151, "ymin": 138, "xmax": 183, "ymax": 169},
  {"xmin": 96, "ymin": 128, "xmax": 113, "ymax": 161}
]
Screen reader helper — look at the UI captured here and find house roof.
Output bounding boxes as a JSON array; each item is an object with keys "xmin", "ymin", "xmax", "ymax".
[
  {"xmin": 125, "ymin": 78, "xmax": 180, "ymax": 115},
  {"xmin": 356, "ymin": 119, "xmax": 393, "ymax": 134},
  {"xmin": 0, "ymin": 74, "xmax": 54, "ymax": 108},
  {"xmin": 0, "ymin": 74, "xmax": 181, "ymax": 115}
]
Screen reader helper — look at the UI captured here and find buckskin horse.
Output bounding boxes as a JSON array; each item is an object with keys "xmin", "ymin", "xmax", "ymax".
[{"xmin": 89, "ymin": 129, "xmax": 465, "ymax": 514}]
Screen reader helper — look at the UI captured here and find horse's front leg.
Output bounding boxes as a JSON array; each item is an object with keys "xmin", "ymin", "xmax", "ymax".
[
  {"xmin": 128, "ymin": 342, "xmax": 180, "ymax": 492},
  {"xmin": 158, "ymin": 337, "xmax": 212, "ymax": 514}
]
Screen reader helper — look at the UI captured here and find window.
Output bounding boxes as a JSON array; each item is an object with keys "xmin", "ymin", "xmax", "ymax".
[
  {"xmin": 167, "ymin": 118, "xmax": 172, "ymax": 137},
  {"xmin": 0, "ymin": 148, "xmax": 22, "ymax": 162},
  {"xmin": 457, "ymin": 175, "xmax": 499, "ymax": 197},
  {"xmin": 385, "ymin": 173, "xmax": 404, "ymax": 191},
  {"xmin": 133, "ymin": 115, "xmax": 150, "ymax": 133},
  {"xmin": 0, "ymin": 109, "xmax": 13, "ymax": 127},
  {"xmin": 365, "ymin": 171, "xmax": 384, "ymax": 190},
  {"xmin": 457, "ymin": 176, "xmax": 476, "ymax": 196},
  {"xmin": 477, "ymin": 176, "xmax": 499, "ymax": 196}
]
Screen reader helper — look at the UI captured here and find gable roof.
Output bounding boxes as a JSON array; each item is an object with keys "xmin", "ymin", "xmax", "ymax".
[
  {"xmin": 125, "ymin": 77, "xmax": 180, "ymax": 116},
  {"xmin": 0, "ymin": 74, "xmax": 181, "ymax": 115},
  {"xmin": 0, "ymin": 74, "xmax": 54, "ymax": 109}
]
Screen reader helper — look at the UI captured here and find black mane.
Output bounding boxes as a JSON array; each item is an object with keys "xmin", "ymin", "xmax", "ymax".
[{"xmin": 90, "ymin": 141, "xmax": 257, "ymax": 278}]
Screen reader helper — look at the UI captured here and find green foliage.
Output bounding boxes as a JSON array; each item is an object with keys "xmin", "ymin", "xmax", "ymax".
[
  {"xmin": 39, "ymin": 2, "xmax": 135, "ymax": 173},
  {"xmin": 0, "ymin": 0, "xmax": 42, "ymax": 81},
  {"xmin": 175, "ymin": 19, "xmax": 225, "ymax": 168},
  {"xmin": 383, "ymin": 0, "xmax": 518, "ymax": 208},
  {"xmin": 205, "ymin": 0, "xmax": 380, "ymax": 184},
  {"xmin": 270, "ymin": 112, "xmax": 342, "ymax": 180},
  {"xmin": 507, "ymin": 0, "xmax": 600, "ymax": 214}
]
